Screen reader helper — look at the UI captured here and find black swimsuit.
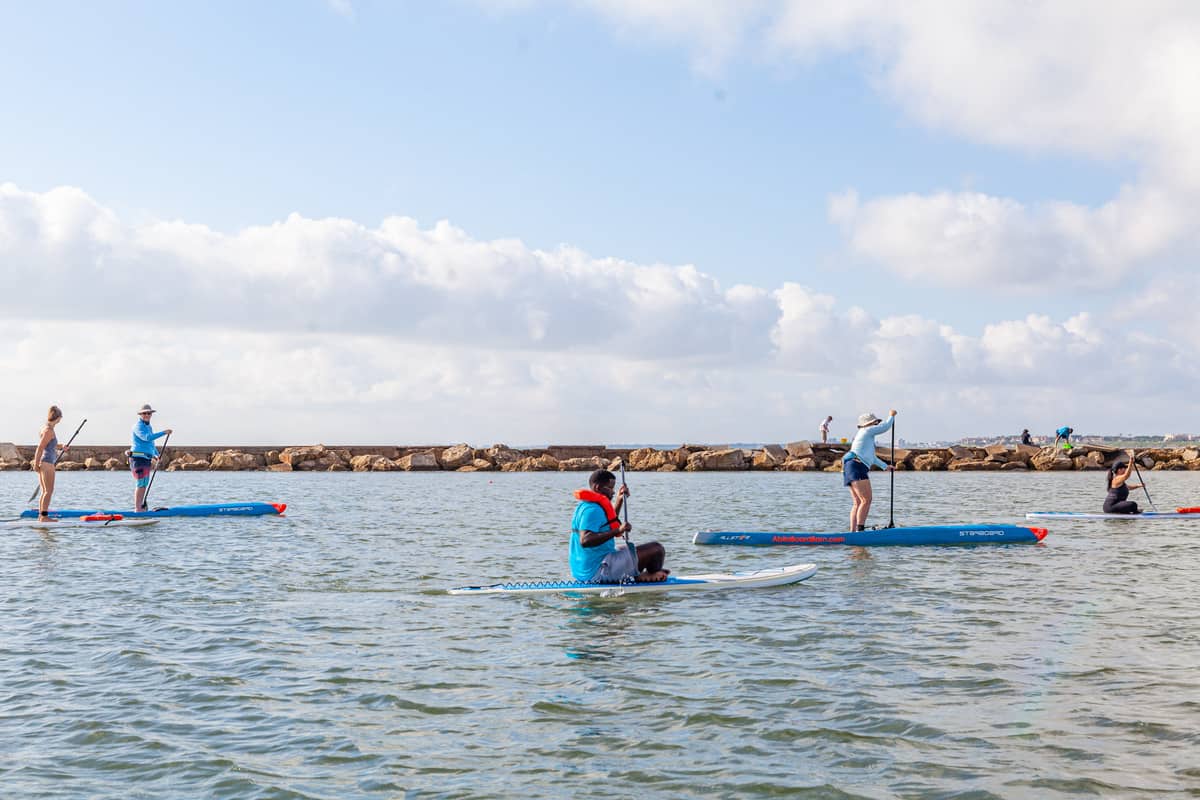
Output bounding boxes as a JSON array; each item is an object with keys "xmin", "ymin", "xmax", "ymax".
[{"xmin": 1103, "ymin": 483, "xmax": 1139, "ymax": 514}]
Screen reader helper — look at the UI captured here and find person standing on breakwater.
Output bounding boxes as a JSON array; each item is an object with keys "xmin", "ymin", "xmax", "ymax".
[
  {"xmin": 570, "ymin": 469, "xmax": 668, "ymax": 583},
  {"xmin": 32, "ymin": 405, "xmax": 64, "ymax": 521},
  {"xmin": 1020, "ymin": 429, "xmax": 1033, "ymax": 446},
  {"xmin": 819, "ymin": 415, "xmax": 833, "ymax": 443},
  {"xmin": 1054, "ymin": 425, "xmax": 1074, "ymax": 451},
  {"xmin": 842, "ymin": 410, "xmax": 896, "ymax": 532},
  {"xmin": 131, "ymin": 404, "xmax": 171, "ymax": 511},
  {"xmin": 1103, "ymin": 451, "xmax": 1143, "ymax": 514}
]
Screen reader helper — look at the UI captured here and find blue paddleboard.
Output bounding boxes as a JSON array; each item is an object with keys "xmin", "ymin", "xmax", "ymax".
[
  {"xmin": 693, "ymin": 524, "xmax": 1047, "ymax": 546},
  {"xmin": 20, "ymin": 502, "xmax": 286, "ymax": 519}
]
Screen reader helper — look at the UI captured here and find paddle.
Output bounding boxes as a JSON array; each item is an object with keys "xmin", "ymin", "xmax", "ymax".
[
  {"xmin": 618, "ymin": 457, "xmax": 630, "ymax": 543},
  {"xmin": 143, "ymin": 431, "xmax": 171, "ymax": 508},
  {"xmin": 1130, "ymin": 451, "xmax": 1158, "ymax": 512},
  {"xmin": 887, "ymin": 414, "xmax": 896, "ymax": 529},
  {"xmin": 28, "ymin": 418, "xmax": 87, "ymax": 506}
]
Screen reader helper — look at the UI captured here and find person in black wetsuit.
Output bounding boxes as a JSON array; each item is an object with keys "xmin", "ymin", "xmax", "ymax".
[
  {"xmin": 1104, "ymin": 451, "xmax": 1143, "ymax": 514},
  {"xmin": 1020, "ymin": 429, "xmax": 1032, "ymax": 446}
]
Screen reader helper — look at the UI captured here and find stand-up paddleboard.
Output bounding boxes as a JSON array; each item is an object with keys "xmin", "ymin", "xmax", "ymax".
[
  {"xmin": 19, "ymin": 502, "xmax": 286, "ymax": 519},
  {"xmin": 693, "ymin": 524, "xmax": 1047, "ymax": 547},
  {"xmin": 1027, "ymin": 508, "xmax": 1200, "ymax": 520},
  {"xmin": 448, "ymin": 563, "xmax": 818, "ymax": 595},
  {"xmin": 5, "ymin": 514, "xmax": 159, "ymax": 529}
]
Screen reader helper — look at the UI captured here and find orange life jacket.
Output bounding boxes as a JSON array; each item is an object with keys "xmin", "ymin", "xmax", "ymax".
[{"xmin": 573, "ymin": 489, "xmax": 620, "ymax": 531}]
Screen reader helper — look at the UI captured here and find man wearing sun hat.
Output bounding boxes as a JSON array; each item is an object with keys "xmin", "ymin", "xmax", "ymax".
[
  {"xmin": 842, "ymin": 409, "xmax": 897, "ymax": 532},
  {"xmin": 131, "ymin": 404, "xmax": 172, "ymax": 511}
]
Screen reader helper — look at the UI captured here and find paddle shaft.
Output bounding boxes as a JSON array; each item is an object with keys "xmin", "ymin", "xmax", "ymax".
[
  {"xmin": 1131, "ymin": 454, "xmax": 1157, "ymax": 511},
  {"xmin": 888, "ymin": 418, "xmax": 896, "ymax": 529},
  {"xmin": 143, "ymin": 432, "xmax": 171, "ymax": 506},
  {"xmin": 618, "ymin": 458, "xmax": 630, "ymax": 543},
  {"xmin": 28, "ymin": 418, "xmax": 87, "ymax": 505}
]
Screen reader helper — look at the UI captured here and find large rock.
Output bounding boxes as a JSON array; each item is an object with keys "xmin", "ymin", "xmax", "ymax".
[
  {"xmin": 751, "ymin": 448, "xmax": 784, "ymax": 470},
  {"xmin": 483, "ymin": 444, "xmax": 523, "ymax": 466},
  {"xmin": 912, "ymin": 453, "xmax": 947, "ymax": 471},
  {"xmin": 267, "ymin": 463, "xmax": 293, "ymax": 472},
  {"xmin": 171, "ymin": 457, "xmax": 211, "ymax": 471},
  {"xmin": 209, "ymin": 450, "xmax": 263, "ymax": 471},
  {"xmin": 265, "ymin": 450, "xmax": 282, "ymax": 466},
  {"xmin": 281, "ymin": 445, "xmax": 328, "ymax": 466},
  {"xmin": 350, "ymin": 454, "xmax": 390, "ymax": 472},
  {"xmin": 1014, "ymin": 443, "xmax": 1040, "ymax": 459},
  {"xmin": 1182, "ymin": 449, "xmax": 1199, "ymax": 462},
  {"xmin": 103, "ymin": 457, "xmax": 123, "ymax": 470},
  {"xmin": 686, "ymin": 449, "xmax": 748, "ymax": 471},
  {"xmin": 781, "ymin": 457, "xmax": 818, "ymax": 471},
  {"xmin": 876, "ymin": 447, "xmax": 911, "ymax": 467},
  {"xmin": 763, "ymin": 444, "xmax": 787, "ymax": 462},
  {"xmin": 627, "ymin": 447, "xmax": 688, "ymax": 471},
  {"xmin": 0, "ymin": 443, "xmax": 21, "ymax": 462},
  {"xmin": 785, "ymin": 441, "xmax": 814, "ymax": 458},
  {"xmin": 1031, "ymin": 449, "xmax": 1074, "ymax": 471},
  {"xmin": 947, "ymin": 459, "xmax": 1003, "ymax": 471},
  {"xmin": 559, "ymin": 456, "xmax": 610, "ymax": 471},
  {"xmin": 1000, "ymin": 461, "xmax": 1029, "ymax": 470},
  {"xmin": 439, "ymin": 444, "xmax": 476, "ymax": 470},
  {"xmin": 84, "ymin": 457, "xmax": 105, "ymax": 471},
  {"xmin": 984, "ymin": 444, "xmax": 1010, "ymax": 458},
  {"xmin": 948, "ymin": 445, "xmax": 978, "ymax": 459},
  {"xmin": 397, "ymin": 452, "xmax": 439, "ymax": 471}
]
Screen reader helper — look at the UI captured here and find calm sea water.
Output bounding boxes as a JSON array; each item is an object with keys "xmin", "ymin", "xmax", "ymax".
[{"xmin": 2, "ymin": 469, "xmax": 1198, "ymax": 799}]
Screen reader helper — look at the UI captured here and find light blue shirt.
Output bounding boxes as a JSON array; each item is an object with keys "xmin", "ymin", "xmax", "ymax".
[
  {"xmin": 569, "ymin": 501, "xmax": 616, "ymax": 581},
  {"xmin": 842, "ymin": 416, "xmax": 894, "ymax": 470},
  {"xmin": 131, "ymin": 419, "xmax": 168, "ymax": 458}
]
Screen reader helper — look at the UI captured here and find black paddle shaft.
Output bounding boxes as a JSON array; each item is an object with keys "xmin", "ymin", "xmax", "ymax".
[
  {"xmin": 143, "ymin": 432, "xmax": 171, "ymax": 506},
  {"xmin": 888, "ymin": 417, "xmax": 896, "ymax": 529},
  {"xmin": 619, "ymin": 458, "xmax": 630, "ymax": 541},
  {"xmin": 1131, "ymin": 455, "xmax": 1157, "ymax": 511}
]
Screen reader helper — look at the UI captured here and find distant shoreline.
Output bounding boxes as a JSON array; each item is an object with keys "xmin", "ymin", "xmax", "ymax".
[{"xmin": 3, "ymin": 441, "xmax": 1199, "ymax": 473}]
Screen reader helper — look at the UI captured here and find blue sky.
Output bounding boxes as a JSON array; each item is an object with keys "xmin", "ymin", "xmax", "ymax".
[{"xmin": 1, "ymin": 1, "xmax": 1196, "ymax": 444}]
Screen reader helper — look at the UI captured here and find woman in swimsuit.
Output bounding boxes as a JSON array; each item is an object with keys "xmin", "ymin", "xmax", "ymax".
[
  {"xmin": 1103, "ymin": 450, "xmax": 1143, "ymax": 514},
  {"xmin": 32, "ymin": 405, "xmax": 64, "ymax": 521}
]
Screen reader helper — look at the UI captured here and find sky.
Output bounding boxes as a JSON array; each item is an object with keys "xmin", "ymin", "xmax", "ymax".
[{"xmin": 1, "ymin": 0, "xmax": 1198, "ymax": 446}]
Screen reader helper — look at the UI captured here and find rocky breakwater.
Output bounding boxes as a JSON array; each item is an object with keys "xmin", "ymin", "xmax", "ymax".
[{"xmin": 1, "ymin": 441, "xmax": 1198, "ymax": 473}]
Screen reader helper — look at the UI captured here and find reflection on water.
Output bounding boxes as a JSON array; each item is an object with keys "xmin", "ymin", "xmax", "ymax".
[{"xmin": 1, "ymin": 469, "xmax": 1198, "ymax": 799}]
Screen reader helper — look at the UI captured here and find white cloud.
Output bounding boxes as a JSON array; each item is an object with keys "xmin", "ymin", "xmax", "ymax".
[
  {"xmin": 478, "ymin": 2, "xmax": 1200, "ymax": 292},
  {"xmin": 2, "ymin": 184, "xmax": 1197, "ymax": 443}
]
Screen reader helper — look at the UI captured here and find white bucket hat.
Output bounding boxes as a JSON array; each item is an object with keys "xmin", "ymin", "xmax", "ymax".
[
  {"xmin": 137, "ymin": 404, "xmax": 156, "ymax": 415},
  {"xmin": 857, "ymin": 412, "xmax": 882, "ymax": 427}
]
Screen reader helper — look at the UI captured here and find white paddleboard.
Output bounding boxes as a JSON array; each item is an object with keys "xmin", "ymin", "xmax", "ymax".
[
  {"xmin": 5, "ymin": 517, "xmax": 160, "ymax": 529},
  {"xmin": 1026, "ymin": 510, "xmax": 1200, "ymax": 520},
  {"xmin": 448, "ymin": 563, "xmax": 818, "ymax": 595}
]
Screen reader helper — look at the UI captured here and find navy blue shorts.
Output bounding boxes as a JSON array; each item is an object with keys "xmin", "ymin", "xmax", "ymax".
[{"xmin": 843, "ymin": 458, "xmax": 869, "ymax": 486}]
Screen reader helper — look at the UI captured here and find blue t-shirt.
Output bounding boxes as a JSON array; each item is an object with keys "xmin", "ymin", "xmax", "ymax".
[
  {"xmin": 569, "ymin": 501, "xmax": 616, "ymax": 581},
  {"xmin": 132, "ymin": 419, "xmax": 168, "ymax": 458},
  {"xmin": 1056, "ymin": 426, "xmax": 1071, "ymax": 438}
]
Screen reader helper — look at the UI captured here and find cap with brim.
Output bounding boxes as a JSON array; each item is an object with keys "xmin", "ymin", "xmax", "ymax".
[
  {"xmin": 138, "ymin": 404, "xmax": 156, "ymax": 414},
  {"xmin": 857, "ymin": 413, "xmax": 882, "ymax": 427}
]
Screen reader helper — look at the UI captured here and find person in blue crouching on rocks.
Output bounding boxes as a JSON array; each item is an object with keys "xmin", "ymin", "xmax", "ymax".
[{"xmin": 570, "ymin": 469, "xmax": 668, "ymax": 583}]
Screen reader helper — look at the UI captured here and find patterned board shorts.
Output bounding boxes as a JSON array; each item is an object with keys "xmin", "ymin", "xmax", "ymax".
[
  {"xmin": 130, "ymin": 457, "xmax": 153, "ymax": 488},
  {"xmin": 591, "ymin": 541, "xmax": 639, "ymax": 583}
]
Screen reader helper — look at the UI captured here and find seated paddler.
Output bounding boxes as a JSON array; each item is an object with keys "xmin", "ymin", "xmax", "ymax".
[{"xmin": 570, "ymin": 469, "xmax": 668, "ymax": 583}]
